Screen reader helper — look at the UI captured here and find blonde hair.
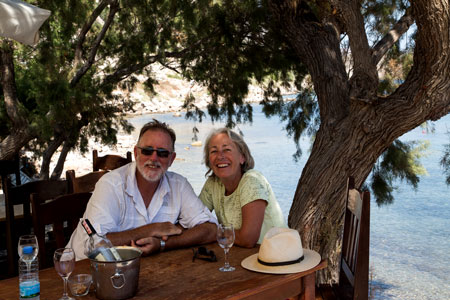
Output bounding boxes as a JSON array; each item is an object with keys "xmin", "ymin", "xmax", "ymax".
[{"xmin": 203, "ymin": 128, "xmax": 254, "ymax": 177}]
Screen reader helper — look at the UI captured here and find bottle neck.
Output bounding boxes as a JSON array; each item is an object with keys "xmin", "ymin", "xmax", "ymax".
[{"xmin": 81, "ymin": 219, "xmax": 96, "ymax": 236}]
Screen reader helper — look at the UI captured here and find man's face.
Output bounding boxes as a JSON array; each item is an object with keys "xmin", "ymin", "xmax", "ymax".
[{"xmin": 134, "ymin": 129, "xmax": 176, "ymax": 183}]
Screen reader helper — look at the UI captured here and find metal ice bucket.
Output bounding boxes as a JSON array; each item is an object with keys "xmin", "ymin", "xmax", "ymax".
[{"xmin": 89, "ymin": 247, "xmax": 142, "ymax": 300}]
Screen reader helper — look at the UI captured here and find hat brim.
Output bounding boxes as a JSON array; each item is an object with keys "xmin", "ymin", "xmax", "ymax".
[{"xmin": 241, "ymin": 249, "xmax": 321, "ymax": 274}]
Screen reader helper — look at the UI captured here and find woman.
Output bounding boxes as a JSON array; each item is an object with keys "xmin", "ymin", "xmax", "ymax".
[{"xmin": 199, "ymin": 128, "xmax": 286, "ymax": 248}]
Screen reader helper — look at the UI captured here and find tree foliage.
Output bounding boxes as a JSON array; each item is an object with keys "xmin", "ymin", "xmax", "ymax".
[{"xmin": 0, "ymin": 0, "xmax": 209, "ymax": 178}]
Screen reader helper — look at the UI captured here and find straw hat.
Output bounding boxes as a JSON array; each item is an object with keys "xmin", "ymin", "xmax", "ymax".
[{"xmin": 241, "ymin": 227, "xmax": 321, "ymax": 274}]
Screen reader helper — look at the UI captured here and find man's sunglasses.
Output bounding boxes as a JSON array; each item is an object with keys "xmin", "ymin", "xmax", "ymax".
[
  {"xmin": 192, "ymin": 246, "xmax": 217, "ymax": 262},
  {"xmin": 138, "ymin": 146, "xmax": 172, "ymax": 158}
]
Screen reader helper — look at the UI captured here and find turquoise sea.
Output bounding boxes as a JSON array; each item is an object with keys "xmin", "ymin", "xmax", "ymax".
[{"xmin": 128, "ymin": 105, "xmax": 450, "ymax": 300}]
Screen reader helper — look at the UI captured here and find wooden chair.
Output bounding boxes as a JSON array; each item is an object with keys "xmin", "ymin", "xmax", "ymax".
[
  {"xmin": 2, "ymin": 178, "xmax": 68, "ymax": 276},
  {"xmin": 0, "ymin": 156, "xmax": 21, "ymax": 278},
  {"xmin": 30, "ymin": 192, "xmax": 91, "ymax": 269},
  {"xmin": 66, "ymin": 169, "xmax": 108, "ymax": 193},
  {"xmin": 316, "ymin": 177, "xmax": 370, "ymax": 300},
  {"xmin": 92, "ymin": 149, "xmax": 132, "ymax": 172},
  {"xmin": 340, "ymin": 177, "xmax": 370, "ymax": 300},
  {"xmin": 0, "ymin": 155, "xmax": 21, "ymax": 188}
]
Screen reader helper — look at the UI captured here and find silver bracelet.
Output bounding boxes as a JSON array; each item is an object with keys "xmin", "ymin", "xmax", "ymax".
[{"xmin": 160, "ymin": 239, "xmax": 166, "ymax": 252}]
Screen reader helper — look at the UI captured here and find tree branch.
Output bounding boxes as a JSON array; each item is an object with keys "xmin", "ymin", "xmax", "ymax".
[
  {"xmin": 50, "ymin": 140, "xmax": 73, "ymax": 180},
  {"xmin": 70, "ymin": 0, "xmax": 120, "ymax": 87},
  {"xmin": 39, "ymin": 135, "xmax": 64, "ymax": 180},
  {"xmin": 268, "ymin": 0, "xmax": 349, "ymax": 125},
  {"xmin": 380, "ymin": 0, "xmax": 450, "ymax": 129},
  {"xmin": 72, "ymin": 0, "xmax": 112, "ymax": 72},
  {"xmin": 0, "ymin": 40, "xmax": 36, "ymax": 160},
  {"xmin": 372, "ymin": 7, "xmax": 414, "ymax": 65},
  {"xmin": 334, "ymin": 0, "xmax": 378, "ymax": 102},
  {"xmin": 0, "ymin": 40, "xmax": 27, "ymax": 128},
  {"xmin": 101, "ymin": 46, "xmax": 201, "ymax": 86}
]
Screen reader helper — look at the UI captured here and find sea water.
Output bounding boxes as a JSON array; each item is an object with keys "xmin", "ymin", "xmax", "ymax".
[{"xmin": 128, "ymin": 105, "xmax": 450, "ymax": 300}]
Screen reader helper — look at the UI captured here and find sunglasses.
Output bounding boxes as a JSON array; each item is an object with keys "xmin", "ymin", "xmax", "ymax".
[
  {"xmin": 138, "ymin": 146, "xmax": 172, "ymax": 158},
  {"xmin": 192, "ymin": 247, "xmax": 217, "ymax": 262}
]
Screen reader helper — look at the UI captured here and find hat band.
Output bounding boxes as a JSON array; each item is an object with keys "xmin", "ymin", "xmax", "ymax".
[{"xmin": 257, "ymin": 255, "xmax": 304, "ymax": 267}]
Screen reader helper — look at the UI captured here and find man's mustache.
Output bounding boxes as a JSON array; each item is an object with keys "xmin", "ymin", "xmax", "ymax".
[{"xmin": 144, "ymin": 161, "xmax": 161, "ymax": 168}]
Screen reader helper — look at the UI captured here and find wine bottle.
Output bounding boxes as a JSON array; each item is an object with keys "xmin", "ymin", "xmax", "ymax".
[{"xmin": 81, "ymin": 219, "xmax": 122, "ymax": 261}]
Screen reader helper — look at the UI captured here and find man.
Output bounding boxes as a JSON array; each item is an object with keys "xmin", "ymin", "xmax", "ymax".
[{"xmin": 67, "ymin": 119, "xmax": 217, "ymax": 260}]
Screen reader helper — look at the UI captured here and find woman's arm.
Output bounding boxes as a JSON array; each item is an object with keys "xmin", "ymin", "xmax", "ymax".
[{"xmin": 234, "ymin": 200, "xmax": 267, "ymax": 248}]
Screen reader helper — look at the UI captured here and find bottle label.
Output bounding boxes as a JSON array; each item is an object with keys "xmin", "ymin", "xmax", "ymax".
[
  {"xmin": 81, "ymin": 219, "xmax": 95, "ymax": 236},
  {"xmin": 19, "ymin": 280, "xmax": 40, "ymax": 299},
  {"xmin": 109, "ymin": 247, "xmax": 122, "ymax": 261}
]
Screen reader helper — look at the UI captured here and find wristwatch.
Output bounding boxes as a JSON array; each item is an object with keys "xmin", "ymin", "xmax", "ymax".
[{"xmin": 160, "ymin": 239, "xmax": 166, "ymax": 252}]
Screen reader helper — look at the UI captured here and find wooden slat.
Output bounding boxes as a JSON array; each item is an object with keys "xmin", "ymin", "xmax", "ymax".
[{"xmin": 338, "ymin": 177, "xmax": 370, "ymax": 300}]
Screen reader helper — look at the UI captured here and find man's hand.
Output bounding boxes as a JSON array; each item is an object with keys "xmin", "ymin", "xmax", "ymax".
[
  {"xmin": 106, "ymin": 221, "xmax": 182, "ymax": 247},
  {"xmin": 130, "ymin": 222, "xmax": 182, "ymax": 254},
  {"xmin": 131, "ymin": 237, "xmax": 160, "ymax": 256},
  {"xmin": 144, "ymin": 221, "xmax": 183, "ymax": 238}
]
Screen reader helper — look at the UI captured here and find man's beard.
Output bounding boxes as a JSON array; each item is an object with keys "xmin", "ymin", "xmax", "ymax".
[{"xmin": 136, "ymin": 160, "xmax": 166, "ymax": 182}]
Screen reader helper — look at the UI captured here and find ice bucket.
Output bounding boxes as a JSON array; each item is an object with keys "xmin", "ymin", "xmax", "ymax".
[{"xmin": 89, "ymin": 247, "xmax": 142, "ymax": 300}]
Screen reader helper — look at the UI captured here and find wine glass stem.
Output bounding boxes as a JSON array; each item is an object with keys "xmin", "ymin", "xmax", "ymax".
[
  {"xmin": 223, "ymin": 248, "xmax": 230, "ymax": 268},
  {"xmin": 26, "ymin": 262, "xmax": 31, "ymax": 273},
  {"xmin": 63, "ymin": 277, "xmax": 69, "ymax": 297}
]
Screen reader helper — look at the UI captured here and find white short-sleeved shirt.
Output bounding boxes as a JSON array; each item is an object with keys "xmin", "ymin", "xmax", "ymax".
[{"xmin": 67, "ymin": 162, "xmax": 217, "ymax": 260}]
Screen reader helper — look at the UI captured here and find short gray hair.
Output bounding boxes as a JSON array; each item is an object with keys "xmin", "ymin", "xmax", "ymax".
[
  {"xmin": 138, "ymin": 119, "xmax": 176, "ymax": 151},
  {"xmin": 203, "ymin": 128, "xmax": 254, "ymax": 177}
]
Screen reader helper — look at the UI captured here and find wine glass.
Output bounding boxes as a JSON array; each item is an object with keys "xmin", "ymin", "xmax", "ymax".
[
  {"xmin": 217, "ymin": 223, "xmax": 235, "ymax": 272},
  {"xmin": 54, "ymin": 248, "xmax": 76, "ymax": 300},
  {"xmin": 18, "ymin": 235, "xmax": 39, "ymax": 273}
]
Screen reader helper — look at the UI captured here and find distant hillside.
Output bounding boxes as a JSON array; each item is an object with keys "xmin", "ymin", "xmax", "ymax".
[{"xmin": 114, "ymin": 64, "xmax": 296, "ymax": 115}]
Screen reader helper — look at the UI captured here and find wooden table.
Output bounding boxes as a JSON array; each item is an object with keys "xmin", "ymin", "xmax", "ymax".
[{"xmin": 0, "ymin": 243, "xmax": 326, "ymax": 300}]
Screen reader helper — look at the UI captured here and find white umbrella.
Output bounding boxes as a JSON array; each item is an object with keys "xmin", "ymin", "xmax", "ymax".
[{"xmin": 0, "ymin": 0, "xmax": 51, "ymax": 46}]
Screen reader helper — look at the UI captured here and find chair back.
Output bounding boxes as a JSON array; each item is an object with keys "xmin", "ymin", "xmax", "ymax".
[
  {"xmin": 2, "ymin": 178, "xmax": 68, "ymax": 276},
  {"xmin": 92, "ymin": 149, "xmax": 132, "ymax": 172},
  {"xmin": 0, "ymin": 155, "xmax": 21, "ymax": 187},
  {"xmin": 30, "ymin": 192, "xmax": 91, "ymax": 269},
  {"xmin": 66, "ymin": 169, "xmax": 108, "ymax": 193},
  {"xmin": 340, "ymin": 177, "xmax": 370, "ymax": 300},
  {"xmin": 0, "ymin": 156, "xmax": 21, "ymax": 277}
]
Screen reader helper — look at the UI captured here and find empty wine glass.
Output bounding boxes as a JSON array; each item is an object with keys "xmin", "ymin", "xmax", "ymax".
[
  {"xmin": 18, "ymin": 235, "xmax": 39, "ymax": 273},
  {"xmin": 54, "ymin": 248, "xmax": 76, "ymax": 300},
  {"xmin": 217, "ymin": 223, "xmax": 235, "ymax": 272}
]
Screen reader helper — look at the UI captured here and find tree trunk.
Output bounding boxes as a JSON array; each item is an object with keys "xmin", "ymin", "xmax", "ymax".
[
  {"xmin": 269, "ymin": 0, "xmax": 450, "ymax": 283},
  {"xmin": 50, "ymin": 141, "xmax": 73, "ymax": 180},
  {"xmin": 39, "ymin": 135, "xmax": 65, "ymax": 180},
  {"xmin": 0, "ymin": 40, "xmax": 35, "ymax": 160}
]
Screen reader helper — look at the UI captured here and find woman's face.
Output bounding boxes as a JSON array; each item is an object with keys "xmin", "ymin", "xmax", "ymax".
[{"xmin": 208, "ymin": 133, "xmax": 245, "ymax": 182}]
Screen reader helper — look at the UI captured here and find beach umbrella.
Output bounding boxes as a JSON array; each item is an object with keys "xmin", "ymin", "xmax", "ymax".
[{"xmin": 0, "ymin": 0, "xmax": 51, "ymax": 46}]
